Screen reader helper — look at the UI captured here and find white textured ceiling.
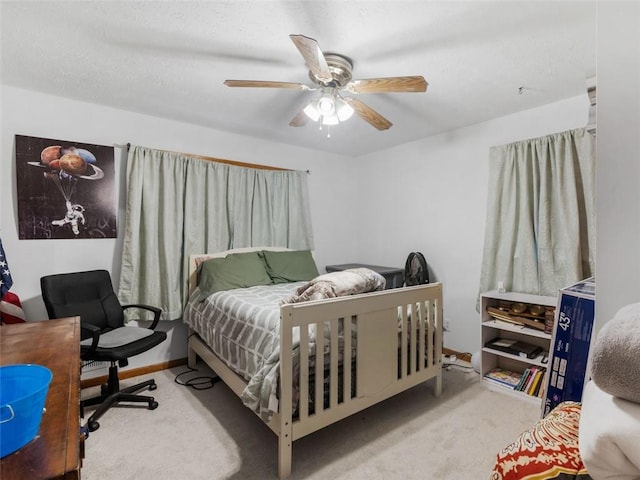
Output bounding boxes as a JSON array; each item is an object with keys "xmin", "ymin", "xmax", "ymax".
[{"xmin": 0, "ymin": 1, "xmax": 596, "ymax": 157}]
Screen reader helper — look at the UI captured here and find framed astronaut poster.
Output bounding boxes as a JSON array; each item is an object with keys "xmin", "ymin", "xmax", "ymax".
[{"xmin": 15, "ymin": 134, "xmax": 117, "ymax": 239}]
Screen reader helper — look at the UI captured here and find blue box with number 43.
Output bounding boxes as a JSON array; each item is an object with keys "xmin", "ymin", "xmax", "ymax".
[{"xmin": 542, "ymin": 277, "xmax": 595, "ymax": 417}]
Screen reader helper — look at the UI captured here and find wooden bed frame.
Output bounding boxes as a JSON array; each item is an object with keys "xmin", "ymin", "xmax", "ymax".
[{"xmin": 186, "ymin": 248, "xmax": 443, "ymax": 478}]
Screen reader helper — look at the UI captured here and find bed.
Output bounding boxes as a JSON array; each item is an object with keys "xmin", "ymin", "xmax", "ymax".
[{"xmin": 183, "ymin": 247, "xmax": 443, "ymax": 478}]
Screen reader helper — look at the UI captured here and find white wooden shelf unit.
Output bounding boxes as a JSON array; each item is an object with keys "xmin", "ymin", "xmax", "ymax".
[{"xmin": 480, "ymin": 290, "xmax": 557, "ymax": 405}]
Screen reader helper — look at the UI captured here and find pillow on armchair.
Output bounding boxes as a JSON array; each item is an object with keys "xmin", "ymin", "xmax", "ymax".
[
  {"xmin": 579, "ymin": 302, "xmax": 640, "ymax": 480},
  {"xmin": 489, "ymin": 401, "xmax": 591, "ymax": 480},
  {"xmin": 589, "ymin": 302, "xmax": 640, "ymax": 404},
  {"xmin": 579, "ymin": 380, "xmax": 640, "ymax": 480}
]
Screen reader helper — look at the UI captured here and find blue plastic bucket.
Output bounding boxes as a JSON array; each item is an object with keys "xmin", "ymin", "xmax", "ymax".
[{"xmin": 0, "ymin": 364, "xmax": 53, "ymax": 458}]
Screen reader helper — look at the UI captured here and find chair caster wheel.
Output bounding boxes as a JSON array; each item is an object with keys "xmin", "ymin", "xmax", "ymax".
[
  {"xmin": 88, "ymin": 420, "xmax": 100, "ymax": 432},
  {"xmin": 149, "ymin": 383, "xmax": 157, "ymax": 391},
  {"xmin": 149, "ymin": 400, "xmax": 159, "ymax": 410}
]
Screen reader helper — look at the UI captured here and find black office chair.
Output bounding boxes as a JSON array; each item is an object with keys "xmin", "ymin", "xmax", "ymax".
[{"xmin": 40, "ymin": 269, "xmax": 167, "ymax": 432}]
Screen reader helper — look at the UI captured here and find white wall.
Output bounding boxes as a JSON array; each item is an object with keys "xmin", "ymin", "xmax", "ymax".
[
  {"xmin": 0, "ymin": 86, "xmax": 595, "ymax": 366},
  {"xmin": 0, "ymin": 85, "xmax": 358, "ymax": 370},
  {"xmin": 595, "ymin": 2, "xmax": 640, "ymax": 329},
  {"xmin": 350, "ymin": 1, "xmax": 640, "ymax": 353},
  {"xmin": 3, "ymin": 1, "xmax": 638, "ymax": 369},
  {"xmin": 355, "ymin": 96, "xmax": 590, "ymax": 354}
]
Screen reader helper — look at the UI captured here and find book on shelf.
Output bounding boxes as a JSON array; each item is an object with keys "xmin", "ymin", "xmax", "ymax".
[
  {"xmin": 483, "ymin": 367, "xmax": 522, "ymax": 389},
  {"xmin": 485, "ymin": 337, "xmax": 544, "ymax": 359},
  {"xmin": 524, "ymin": 369, "xmax": 536, "ymax": 394},
  {"xmin": 515, "ymin": 367, "xmax": 533, "ymax": 392},
  {"xmin": 484, "ymin": 376, "xmax": 514, "ymax": 389},
  {"xmin": 537, "ymin": 375, "xmax": 547, "ymax": 398},
  {"xmin": 529, "ymin": 370, "xmax": 545, "ymax": 396},
  {"xmin": 511, "ymin": 366, "xmax": 546, "ymax": 396},
  {"xmin": 484, "ymin": 366, "xmax": 547, "ymax": 397},
  {"xmin": 524, "ymin": 367, "xmax": 539, "ymax": 393}
]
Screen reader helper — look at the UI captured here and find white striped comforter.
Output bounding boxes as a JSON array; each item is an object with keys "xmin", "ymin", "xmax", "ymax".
[
  {"xmin": 183, "ymin": 269, "xmax": 387, "ymax": 419},
  {"xmin": 183, "ymin": 282, "xmax": 308, "ymax": 419}
]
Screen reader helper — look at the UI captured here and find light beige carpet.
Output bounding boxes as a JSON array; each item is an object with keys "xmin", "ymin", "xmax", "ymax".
[{"xmin": 81, "ymin": 363, "xmax": 540, "ymax": 480}]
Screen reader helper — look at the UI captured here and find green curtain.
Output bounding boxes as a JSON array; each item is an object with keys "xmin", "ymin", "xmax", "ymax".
[
  {"xmin": 479, "ymin": 128, "xmax": 595, "ymax": 297},
  {"xmin": 118, "ymin": 146, "xmax": 314, "ymax": 320}
]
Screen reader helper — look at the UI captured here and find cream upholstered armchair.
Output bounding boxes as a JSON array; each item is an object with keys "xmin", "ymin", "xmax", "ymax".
[
  {"xmin": 490, "ymin": 303, "xmax": 640, "ymax": 480},
  {"xmin": 579, "ymin": 303, "xmax": 640, "ymax": 480}
]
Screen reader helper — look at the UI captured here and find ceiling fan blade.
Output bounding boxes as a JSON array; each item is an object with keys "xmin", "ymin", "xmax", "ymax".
[
  {"xmin": 346, "ymin": 76, "xmax": 428, "ymax": 94},
  {"xmin": 224, "ymin": 80, "xmax": 310, "ymax": 91},
  {"xmin": 343, "ymin": 98, "xmax": 393, "ymax": 130},
  {"xmin": 289, "ymin": 109, "xmax": 310, "ymax": 127},
  {"xmin": 289, "ymin": 34, "xmax": 333, "ymax": 83}
]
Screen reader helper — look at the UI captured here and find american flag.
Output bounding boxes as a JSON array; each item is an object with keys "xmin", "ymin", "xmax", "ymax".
[{"xmin": 1, "ymin": 238, "xmax": 26, "ymax": 324}]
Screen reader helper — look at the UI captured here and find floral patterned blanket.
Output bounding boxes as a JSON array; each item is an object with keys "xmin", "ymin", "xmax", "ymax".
[{"xmin": 490, "ymin": 402, "xmax": 592, "ymax": 480}]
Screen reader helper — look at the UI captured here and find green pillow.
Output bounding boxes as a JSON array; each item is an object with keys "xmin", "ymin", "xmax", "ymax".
[
  {"xmin": 198, "ymin": 251, "xmax": 272, "ymax": 296},
  {"xmin": 261, "ymin": 249, "xmax": 319, "ymax": 284}
]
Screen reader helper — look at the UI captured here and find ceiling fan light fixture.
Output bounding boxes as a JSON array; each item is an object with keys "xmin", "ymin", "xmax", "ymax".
[
  {"xmin": 321, "ymin": 113, "xmax": 339, "ymax": 126},
  {"xmin": 303, "ymin": 102, "xmax": 321, "ymax": 121},
  {"xmin": 225, "ymin": 34, "xmax": 428, "ymax": 132},
  {"xmin": 335, "ymin": 97, "xmax": 354, "ymax": 121},
  {"xmin": 304, "ymin": 92, "xmax": 353, "ymax": 126},
  {"xmin": 317, "ymin": 94, "xmax": 336, "ymax": 115}
]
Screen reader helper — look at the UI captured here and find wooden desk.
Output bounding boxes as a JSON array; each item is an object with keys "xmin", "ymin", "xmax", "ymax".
[{"xmin": 1, "ymin": 317, "xmax": 82, "ymax": 479}]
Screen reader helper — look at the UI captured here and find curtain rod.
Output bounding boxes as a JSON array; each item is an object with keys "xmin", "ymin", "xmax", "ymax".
[{"xmin": 125, "ymin": 143, "xmax": 309, "ymax": 174}]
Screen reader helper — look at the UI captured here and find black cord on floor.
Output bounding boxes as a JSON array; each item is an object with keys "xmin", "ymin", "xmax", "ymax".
[{"xmin": 174, "ymin": 366, "xmax": 221, "ymax": 390}]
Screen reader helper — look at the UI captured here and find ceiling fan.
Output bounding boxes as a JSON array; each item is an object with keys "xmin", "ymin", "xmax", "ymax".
[{"xmin": 224, "ymin": 34, "xmax": 428, "ymax": 131}]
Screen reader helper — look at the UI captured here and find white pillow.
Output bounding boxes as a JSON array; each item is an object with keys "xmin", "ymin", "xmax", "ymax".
[{"xmin": 579, "ymin": 381, "xmax": 640, "ymax": 480}]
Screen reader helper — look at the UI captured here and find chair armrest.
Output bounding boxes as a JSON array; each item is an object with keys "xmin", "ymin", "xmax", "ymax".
[
  {"xmin": 80, "ymin": 323, "xmax": 101, "ymax": 358},
  {"xmin": 122, "ymin": 304, "xmax": 162, "ymax": 330}
]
